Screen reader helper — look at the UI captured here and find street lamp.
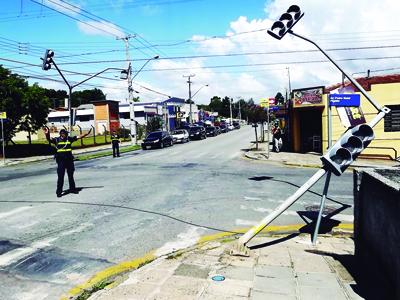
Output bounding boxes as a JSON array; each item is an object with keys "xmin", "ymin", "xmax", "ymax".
[
  {"xmin": 127, "ymin": 55, "xmax": 159, "ymax": 145},
  {"xmin": 190, "ymin": 83, "xmax": 209, "ymax": 123}
]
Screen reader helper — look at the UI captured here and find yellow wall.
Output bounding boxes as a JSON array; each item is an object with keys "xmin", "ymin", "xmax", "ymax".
[{"xmin": 321, "ymin": 82, "xmax": 400, "ymax": 159}]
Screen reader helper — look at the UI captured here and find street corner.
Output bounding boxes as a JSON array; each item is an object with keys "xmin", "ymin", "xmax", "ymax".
[{"xmin": 62, "ymin": 251, "xmax": 157, "ymax": 300}]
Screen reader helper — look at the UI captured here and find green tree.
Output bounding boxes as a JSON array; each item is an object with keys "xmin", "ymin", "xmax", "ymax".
[
  {"xmin": 71, "ymin": 88, "xmax": 105, "ymax": 107},
  {"xmin": 44, "ymin": 88, "xmax": 68, "ymax": 108},
  {"xmin": 0, "ymin": 65, "xmax": 28, "ymax": 143},
  {"xmin": 275, "ymin": 92, "xmax": 285, "ymax": 105},
  {"xmin": 208, "ymin": 96, "xmax": 222, "ymax": 114},
  {"xmin": 146, "ymin": 116, "xmax": 162, "ymax": 133},
  {"xmin": 19, "ymin": 84, "xmax": 50, "ymax": 144}
]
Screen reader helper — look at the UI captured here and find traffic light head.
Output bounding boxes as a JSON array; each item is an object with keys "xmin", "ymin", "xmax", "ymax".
[
  {"xmin": 42, "ymin": 49, "xmax": 54, "ymax": 71},
  {"xmin": 321, "ymin": 124, "xmax": 374, "ymax": 175},
  {"xmin": 268, "ymin": 5, "xmax": 304, "ymax": 40}
]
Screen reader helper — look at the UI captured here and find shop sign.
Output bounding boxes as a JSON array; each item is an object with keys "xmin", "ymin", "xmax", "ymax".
[
  {"xmin": 329, "ymin": 94, "xmax": 360, "ymax": 107},
  {"xmin": 293, "ymin": 87, "xmax": 323, "ymax": 108}
]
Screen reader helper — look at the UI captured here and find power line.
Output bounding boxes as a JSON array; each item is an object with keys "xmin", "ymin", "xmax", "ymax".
[{"xmin": 54, "ymin": 44, "xmax": 400, "ymax": 65}]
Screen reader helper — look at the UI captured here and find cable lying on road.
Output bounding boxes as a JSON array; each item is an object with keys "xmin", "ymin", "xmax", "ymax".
[{"xmin": 0, "ymin": 199, "xmax": 242, "ymax": 235}]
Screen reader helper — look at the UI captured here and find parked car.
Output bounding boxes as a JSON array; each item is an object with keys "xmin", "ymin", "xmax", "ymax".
[
  {"xmin": 189, "ymin": 126, "xmax": 207, "ymax": 140},
  {"xmin": 219, "ymin": 124, "xmax": 228, "ymax": 133},
  {"xmin": 233, "ymin": 121, "xmax": 241, "ymax": 129},
  {"xmin": 171, "ymin": 129, "xmax": 189, "ymax": 143},
  {"xmin": 141, "ymin": 131, "xmax": 173, "ymax": 150},
  {"xmin": 227, "ymin": 123, "xmax": 235, "ymax": 131},
  {"xmin": 205, "ymin": 126, "xmax": 217, "ymax": 137}
]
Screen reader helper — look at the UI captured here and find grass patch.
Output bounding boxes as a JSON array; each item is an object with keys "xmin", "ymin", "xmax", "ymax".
[
  {"xmin": 75, "ymin": 145, "xmax": 141, "ymax": 161},
  {"xmin": 75, "ymin": 280, "xmax": 114, "ymax": 300}
]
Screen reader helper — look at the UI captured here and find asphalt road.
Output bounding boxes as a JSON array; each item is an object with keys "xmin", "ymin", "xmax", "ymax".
[{"xmin": 0, "ymin": 125, "xmax": 354, "ymax": 300}]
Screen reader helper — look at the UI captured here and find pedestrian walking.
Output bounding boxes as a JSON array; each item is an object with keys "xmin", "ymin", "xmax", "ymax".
[
  {"xmin": 44, "ymin": 127, "xmax": 91, "ymax": 197},
  {"xmin": 272, "ymin": 124, "xmax": 283, "ymax": 153},
  {"xmin": 111, "ymin": 130, "xmax": 121, "ymax": 157}
]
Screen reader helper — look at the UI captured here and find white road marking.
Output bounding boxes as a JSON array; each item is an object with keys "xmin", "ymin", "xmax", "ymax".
[
  {"xmin": 244, "ymin": 196, "xmax": 262, "ymax": 201},
  {"xmin": 155, "ymin": 226, "xmax": 204, "ymax": 257},
  {"xmin": 0, "ymin": 206, "xmax": 32, "ymax": 219},
  {"xmin": 0, "ymin": 222, "xmax": 93, "ymax": 267}
]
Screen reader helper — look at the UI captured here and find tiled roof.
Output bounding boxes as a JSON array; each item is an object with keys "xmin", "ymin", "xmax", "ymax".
[{"xmin": 325, "ymin": 73, "xmax": 400, "ymax": 93}]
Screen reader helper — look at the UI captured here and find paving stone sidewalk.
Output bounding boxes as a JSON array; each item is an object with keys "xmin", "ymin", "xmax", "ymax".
[{"xmin": 88, "ymin": 234, "xmax": 363, "ymax": 300}]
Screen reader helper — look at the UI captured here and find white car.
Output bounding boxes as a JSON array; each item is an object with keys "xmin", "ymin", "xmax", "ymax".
[{"xmin": 171, "ymin": 129, "xmax": 189, "ymax": 143}]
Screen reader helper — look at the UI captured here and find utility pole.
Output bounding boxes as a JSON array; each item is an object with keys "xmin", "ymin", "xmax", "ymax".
[
  {"xmin": 286, "ymin": 67, "xmax": 292, "ymax": 101},
  {"xmin": 229, "ymin": 98, "xmax": 233, "ymax": 125},
  {"xmin": 238, "ymin": 100, "xmax": 242, "ymax": 121},
  {"xmin": 183, "ymin": 74, "xmax": 195, "ymax": 124},
  {"xmin": 118, "ymin": 35, "xmax": 136, "ymax": 145}
]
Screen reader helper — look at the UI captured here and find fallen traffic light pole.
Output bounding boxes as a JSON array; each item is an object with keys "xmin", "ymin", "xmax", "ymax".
[{"xmin": 235, "ymin": 5, "xmax": 391, "ymax": 251}]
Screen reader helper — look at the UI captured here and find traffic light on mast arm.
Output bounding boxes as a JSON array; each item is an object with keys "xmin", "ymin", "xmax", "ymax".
[
  {"xmin": 320, "ymin": 124, "xmax": 374, "ymax": 176},
  {"xmin": 267, "ymin": 5, "xmax": 304, "ymax": 40},
  {"xmin": 41, "ymin": 49, "xmax": 54, "ymax": 71}
]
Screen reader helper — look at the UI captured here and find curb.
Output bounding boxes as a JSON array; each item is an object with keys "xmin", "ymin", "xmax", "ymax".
[{"xmin": 63, "ymin": 223, "xmax": 353, "ymax": 300}]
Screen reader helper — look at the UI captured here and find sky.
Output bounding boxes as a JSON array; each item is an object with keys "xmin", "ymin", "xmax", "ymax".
[{"xmin": 1, "ymin": 0, "xmax": 400, "ymax": 105}]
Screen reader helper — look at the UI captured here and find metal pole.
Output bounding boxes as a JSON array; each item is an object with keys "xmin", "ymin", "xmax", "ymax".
[
  {"xmin": 184, "ymin": 75, "xmax": 195, "ymax": 124},
  {"xmin": 68, "ymin": 86, "xmax": 72, "ymax": 132},
  {"xmin": 288, "ymin": 30, "xmax": 383, "ymax": 112},
  {"xmin": 230, "ymin": 98, "xmax": 233, "ymax": 125},
  {"xmin": 267, "ymin": 111, "xmax": 270, "ymax": 158},
  {"xmin": 1, "ymin": 118, "xmax": 5, "ymax": 165},
  {"xmin": 328, "ymin": 97, "xmax": 332, "ymax": 148},
  {"xmin": 238, "ymin": 168, "xmax": 327, "ymax": 246},
  {"xmin": 312, "ymin": 171, "xmax": 332, "ymax": 245}
]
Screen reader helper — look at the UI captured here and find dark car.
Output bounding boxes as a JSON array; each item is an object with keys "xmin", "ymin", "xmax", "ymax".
[
  {"xmin": 206, "ymin": 126, "xmax": 217, "ymax": 137},
  {"xmin": 141, "ymin": 131, "xmax": 173, "ymax": 150},
  {"xmin": 219, "ymin": 124, "xmax": 228, "ymax": 133},
  {"xmin": 233, "ymin": 121, "xmax": 241, "ymax": 129},
  {"xmin": 189, "ymin": 126, "xmax": 207, "ymax": 140}
]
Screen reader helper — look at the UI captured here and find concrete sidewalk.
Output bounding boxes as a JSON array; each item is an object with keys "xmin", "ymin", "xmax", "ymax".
[
  {"xmin": 86, "ymin": 234, "xmax": 362, "ymax": 300},
  {"xmin": 244, "ymin": 143, "xmax": 399, "ymax": 170}
]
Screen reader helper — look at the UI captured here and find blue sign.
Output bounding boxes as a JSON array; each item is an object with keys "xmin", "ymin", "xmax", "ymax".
[{"xmin": 329, "ymin": 94, "xmax": 360, "ymax": 107}]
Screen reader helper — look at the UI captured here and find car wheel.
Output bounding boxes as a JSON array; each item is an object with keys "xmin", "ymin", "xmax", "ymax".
[
  {"xmin": 160, "ymin": 142, "xmax": 164, "ymax": 149},
  {"xmin": 170, "ymin": 140, "xmax": 173, "ymax": 146}
]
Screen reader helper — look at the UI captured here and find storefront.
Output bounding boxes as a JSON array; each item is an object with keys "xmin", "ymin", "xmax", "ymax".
[{"xmin": 289, "ymin": 86, "xmax": 324, "ymax": 153}]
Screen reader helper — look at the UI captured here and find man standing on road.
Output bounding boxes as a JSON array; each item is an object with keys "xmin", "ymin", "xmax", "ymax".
[
  {"xmin": 44, "ymin": 127, "xmax": 91, "ymax": 197},
  {"xmin": 111, "ymin": 130, "xmax": 121, "ymax": 158}
]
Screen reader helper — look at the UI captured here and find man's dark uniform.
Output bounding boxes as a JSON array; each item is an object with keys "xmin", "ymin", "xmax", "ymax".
[
  {"xmin": 50, "ymin": 133, "xmax": 78, "ymax": 196},
  {"xmin": 111, "ymin": 133, "xmax": 120, "ymax": 157}
]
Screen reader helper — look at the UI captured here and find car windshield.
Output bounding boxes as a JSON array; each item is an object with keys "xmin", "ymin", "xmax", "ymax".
[
  {"xmin": 190, "ymin": 127, "xmax": 200, "ymax": 133},
  {"xmin": 172, "ymin": 130, "xmax": 183, "ymax": 134},
  {"xmin": 146, "ymin": 132, "xmax": 162, "ymax": 139}
]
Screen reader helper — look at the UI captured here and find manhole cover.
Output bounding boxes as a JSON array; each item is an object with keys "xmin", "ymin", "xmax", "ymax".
[{"xmin": 211, "ymin": 275, "xmax": 225, "ymax": 282}]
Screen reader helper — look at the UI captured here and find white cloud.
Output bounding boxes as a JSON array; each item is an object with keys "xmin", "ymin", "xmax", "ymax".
[
  {"xmin": 43, "ymin": 0, "xmax": 81, "ymax": 15},
  {"xmin": 77, "ymin": 20, "xmax": 125, "ymax": 39}
]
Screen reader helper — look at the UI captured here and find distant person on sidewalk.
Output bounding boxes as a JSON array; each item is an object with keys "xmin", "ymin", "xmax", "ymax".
[
  {"xmin": 272, "ymin": 124, "xmax": 283, "ymax": 153},
  {"xmin": 44, "ymin": 127, "xmax": 91, "ymax": 197},
  {"xmin": 111, "ymin": 130, "xmax": 121, "ymax": 158}
]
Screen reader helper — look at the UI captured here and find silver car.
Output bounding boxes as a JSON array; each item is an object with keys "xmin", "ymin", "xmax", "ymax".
[{"xmin": 171, "ymin": 129, "xmax": 189, "ymax": 143}]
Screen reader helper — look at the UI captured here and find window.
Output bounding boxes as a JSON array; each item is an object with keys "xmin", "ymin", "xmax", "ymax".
[
  {"xmin": 119, "ymin": 112, "xmax": 130, "ymax": 119},
  {"xmin": 77, "ymin": 115, "xmax": 93, "ymax": 122},
  {"xmin": 384, "ymin": 104, "xmax": 400, "ymax": 132}
]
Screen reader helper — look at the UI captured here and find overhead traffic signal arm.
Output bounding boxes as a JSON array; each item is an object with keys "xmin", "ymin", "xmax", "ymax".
[{"xmin": 320, "ymin": 124, "xmax": 375, "ymax": 176}]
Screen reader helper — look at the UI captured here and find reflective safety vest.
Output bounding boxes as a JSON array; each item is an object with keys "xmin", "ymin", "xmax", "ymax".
[
  {"xmin": 111, "ymin": 134, "xmax": 120, "ymax": 142},
  {"xmin": 56, "ymin": 140, "xmax": 72, "ymax": 152}
]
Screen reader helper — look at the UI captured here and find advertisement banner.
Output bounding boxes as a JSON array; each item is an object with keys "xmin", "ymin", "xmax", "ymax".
[{"xmin": 293, "ymin": 87, "xmax": 324, "ymax": 108}]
